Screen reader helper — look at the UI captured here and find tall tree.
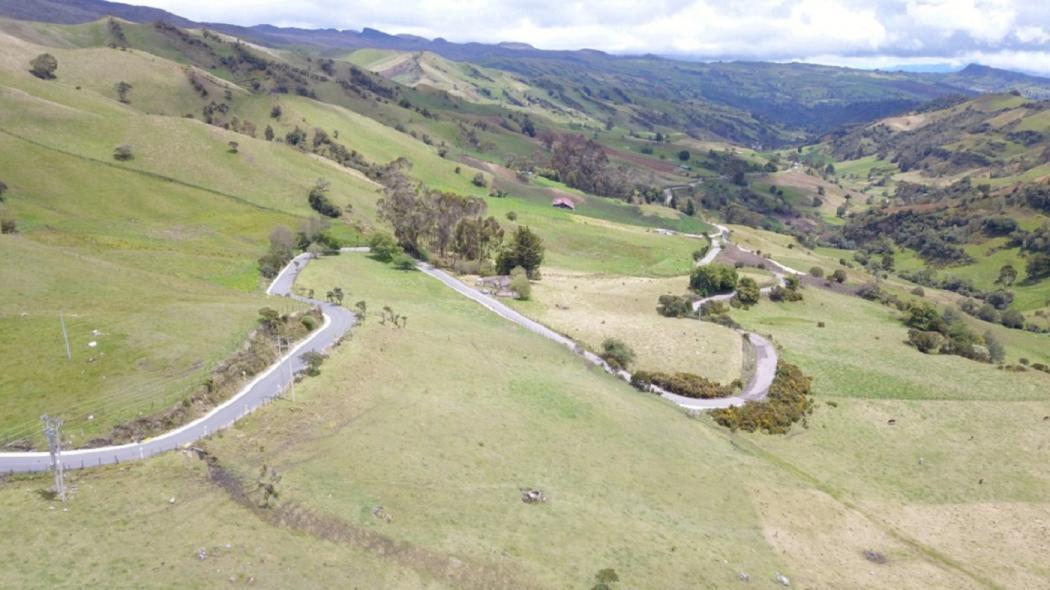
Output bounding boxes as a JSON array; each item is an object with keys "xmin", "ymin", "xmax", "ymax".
[
  {"xmin": 377, "ymin": 173, "xmax": 433, "ymax": 256},
  {"xmin": 497, "ymin": 226, "xmax": 545, "ymax": 278}
]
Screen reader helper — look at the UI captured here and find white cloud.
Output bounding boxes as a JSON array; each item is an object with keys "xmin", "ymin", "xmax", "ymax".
[
  {"xmin": 904, "ymin": 0, "xmax": 1017, "ymax": 43},
  {"xmin": 1015, "ymin": 26, "xmax": 1050, "ymax": 45},
  {"xmin": 128, "ymin": 0, "xmax": 1050, "ymax": 74}
]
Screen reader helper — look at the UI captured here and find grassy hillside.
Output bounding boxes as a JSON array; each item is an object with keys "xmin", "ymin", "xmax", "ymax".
[
  {"xmin": 0, "ymin": 30, "xmax": 384, "ymax": 445},
  {"xmin": 2, "ymin": 253, "xmax": 1034, "ymax": 588},
  {"xmin": 345, "ymin": 49, "xmax": 592, "ymax": 125},
  {"xmin": 824, "ymin": 94, "xmax": 1050, "ymax": 192},
  {"xmin": 0, "ymin": 19, "xmax": 714, "ymax": 447}
]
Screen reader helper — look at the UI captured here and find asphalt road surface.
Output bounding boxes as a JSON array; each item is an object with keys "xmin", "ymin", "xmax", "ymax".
[
  {"xmin": 0, "ymin": 253, "xmax": 355, "ymax": 474},
  {"xmin": 1, "ymin": 229, "xmax": 782, "ymax": 474}
]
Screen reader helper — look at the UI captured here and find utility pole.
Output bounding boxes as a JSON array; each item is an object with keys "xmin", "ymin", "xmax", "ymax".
[
  {"xmin": 42, "ymin": 414, "xmax": 66, "ymax": 502},
  {"xmin": 59, "ymin": 312, "xmax": 72, "ymax": 360}
]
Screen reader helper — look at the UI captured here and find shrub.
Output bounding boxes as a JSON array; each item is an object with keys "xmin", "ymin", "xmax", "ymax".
[
  {"xmin": 856, "ymin": 282, "xmax": 884, "ymax": 301},
  {"xmin": 692, "ymin": 246, "xmax": 710, "ymax": 262},
  {"xmin": 391, "ymin": 252, "xmax": 417, "ymax": 271},
  {"xmin": 113, "ymin": 144, "xmax": 134, "ymax": 161},
  {"xmin": 637, "ymin": 370, "xmax": 734, "ymax": 399},
  {"xmin": 509, "ymin": 266, "xmax": 531, "ymax": 300},
  {"xmin": 735, "ymin": 277, "xmax": 760, "ymax": 306},
  {"xmin": 984, "ymin": 331, "xmax": 1005, "ymax": 363},
  {"xmin": 257, "ymin": 249, "xmax": 292, "ymax": 279},
  {"xmin": 976, "ymin": 304, "xmax": 1000, "ymax": 323},
  {"xmin": 769, "ymin": 277, "xmax": 803, "ymax": 302},
  {"xmin": 506, "ymin": 211, "xmax": 517, "ymax": 221},
  {"xmin": 300, "ymin": 315, "xmax": 318, "ymax": 331},
  {"xmin": 910, "ymin": 286, "xmax": 925, "ymax": 297},
  {"xmin": 710, "ymin": 362, "xmax": 813, "ymax": 434},
  {"xmin": 809, "ymin": 266, "xmax": 824, "ymax": 278},
  {"xmin": 1, "ymin": 218, "xmax": 17, "ymax": 234},
  {"xmin": 368, "ymin": 232, "xmax": 401, "ymax": 262},
  {"xmin": 907, "ymin": 329, "xmax": 946, "ymax": 353},
  {"xmin": 300, "ymin": 351, "xmax": 327, "ymax": 377},
  {"xmin": 0, "ymin": 179, "xmax": 6, "ymax": 202},
  {"xmin": 656, "ymin": 294, "xmax": 694, "ymax": 317},
  {"xmin": 599, "ymin": 338, "xmax": 635, "ymax": 370},
  {"xmin": 689, "ymin": 263, "xmax": 737, "ymax": 297},
  {"xmin": 30, "ymin": 53, "xmax": 58, "ymax": 79},
  {"xmin": 114, "ymin": 80, "xmax": 132, "ymax": 103},
  {"xmin": 471, "ymin": 172, "xmax": 487, "ymax": 187},
  {"xmin": 831, "ymin": 269, "xmax": 847, "ymax": 283},
  {"xmin": 1000, "ymin": 308, "xmax": 1025, "ymax": 329},
  {"xmin": 308, "ymin": 179, "xmax": 341, "ymax": 218}
]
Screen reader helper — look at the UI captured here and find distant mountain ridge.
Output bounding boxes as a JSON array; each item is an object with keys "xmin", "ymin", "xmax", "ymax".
[{"xmin": 4, "ymin": 0, "xmax": 1050, "ymax": 143}]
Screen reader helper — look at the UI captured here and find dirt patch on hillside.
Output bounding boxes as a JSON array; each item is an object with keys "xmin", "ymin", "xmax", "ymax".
[{"xmin": 881, "ymin": 113, "xmax": 931, "ymax": 132}]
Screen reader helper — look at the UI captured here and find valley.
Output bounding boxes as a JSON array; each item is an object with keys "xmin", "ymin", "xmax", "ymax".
[{"xmin": 0, "ymin": 2, "xmax": 1048, "ymax": 588}]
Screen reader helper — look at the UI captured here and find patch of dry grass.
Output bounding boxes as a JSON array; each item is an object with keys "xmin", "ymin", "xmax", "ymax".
[{"xmin": 512, "ymin": 268, "xmax": 742, "ymax": 382}]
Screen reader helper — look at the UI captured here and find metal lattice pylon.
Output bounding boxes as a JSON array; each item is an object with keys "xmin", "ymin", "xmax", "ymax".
[{"xmin": 41, "ymin": 414, "xmax": 65, "ymax": 502}]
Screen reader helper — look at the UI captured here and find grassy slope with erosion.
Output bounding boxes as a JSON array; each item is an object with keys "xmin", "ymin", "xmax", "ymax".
[{"xmin": 732, "ymin": 285, "xmax": 1050, "ymax": 589}]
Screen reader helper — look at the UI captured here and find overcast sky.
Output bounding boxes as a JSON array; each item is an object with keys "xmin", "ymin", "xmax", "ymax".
[{"xmin": 132, "ymin": 0, "xmax": 1050, "ymax": 74}]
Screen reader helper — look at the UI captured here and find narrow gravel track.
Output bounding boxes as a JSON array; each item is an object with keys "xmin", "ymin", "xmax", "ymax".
[{"xmin": 0, "ymin": 254, "xmax": 355, "ymax": 474}]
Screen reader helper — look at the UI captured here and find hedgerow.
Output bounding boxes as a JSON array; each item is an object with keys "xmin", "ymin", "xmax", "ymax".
[
  {"xmin": 631, "ymin": 370, "xmax": 737, "ymax": 399},
  {"xmin": 710, "ymin": 362, "xmax": 813, "ymax": 434}
]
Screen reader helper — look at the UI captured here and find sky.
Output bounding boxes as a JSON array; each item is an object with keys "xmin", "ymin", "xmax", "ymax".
[{"xmin": 131, "ymin": 0, "xmax": 1050, "ymax": 75}]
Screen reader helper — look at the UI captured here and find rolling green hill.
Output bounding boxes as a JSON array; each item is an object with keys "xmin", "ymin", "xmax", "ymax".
[{"xmin": 2, "ymin": 5, "xmax": 1050, "ymax": 589}]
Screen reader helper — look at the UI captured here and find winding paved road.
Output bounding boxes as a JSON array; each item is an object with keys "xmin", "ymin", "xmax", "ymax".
[
  {"xmin": 1, "ymin": 224, "xmax": 784, "ymax": 474},
  {"xmin": 0, "ymin": 254, "xmax": 356, "ymax": 474},
  {"xmin": 417, "ymin": 219, "xmax": 781, "ymax": 411}
]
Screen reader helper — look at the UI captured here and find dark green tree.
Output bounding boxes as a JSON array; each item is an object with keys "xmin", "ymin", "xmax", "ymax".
[
  {"xmin": 308, "ymin": 179, "xmax": 340, "ymax": 218},
  {"xmin": 689, "ymin": 263, "xmax": 737, "ymax": 297},
  {"xmin": 1026, "ymin": 253, "xmax": 1050, "ymax": 280},
  {"xmin": 497, "ymin": 226, "xmax": 545, "ymax": 278}
]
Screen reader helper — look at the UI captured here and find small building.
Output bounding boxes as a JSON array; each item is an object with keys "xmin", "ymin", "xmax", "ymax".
[{"xmin": 552, "ymin": 196, "xmax": 576, "ymax": 210}]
